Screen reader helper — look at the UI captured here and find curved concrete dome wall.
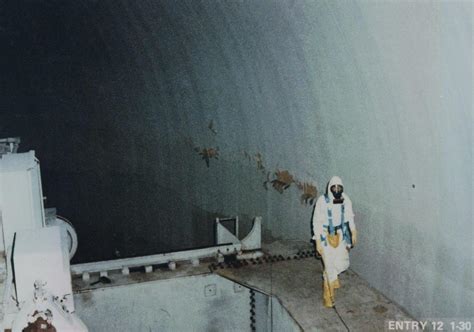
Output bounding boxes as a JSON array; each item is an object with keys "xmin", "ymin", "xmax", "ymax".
[{"xmin": 2, "ymin": 0, "xmax": 471, "ymax": 319}]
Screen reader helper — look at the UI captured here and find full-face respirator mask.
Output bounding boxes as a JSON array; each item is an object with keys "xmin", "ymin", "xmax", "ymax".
[{"xmin": 330, "ymin": 184, "xmax": 344, "ymax": 204}]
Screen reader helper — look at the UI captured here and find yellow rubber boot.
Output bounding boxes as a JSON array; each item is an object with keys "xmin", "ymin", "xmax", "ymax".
[{"xmin": 322, "ymin": 279, "xmax": 335, "ymax": 308}]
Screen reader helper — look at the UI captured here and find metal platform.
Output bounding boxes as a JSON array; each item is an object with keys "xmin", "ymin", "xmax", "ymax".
[
  {"xmin": 215, "ymin": 240, "xmax": 414, "ymax": 331},
  {"xmin": 72, "ymin": 240, "xmax": 413, "ymax": 331}
]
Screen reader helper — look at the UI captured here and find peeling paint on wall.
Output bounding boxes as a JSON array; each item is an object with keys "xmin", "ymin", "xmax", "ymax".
[
  {"xmin": 254, "ymin": 153, "xmax": 265, "ymax": 172},
  {"xmin": 198, "ymin": 147, "xmax": 219, "ymax": 168},
  {"xmin": 185, "ymin": 136, "xmax": 220, "ymax": 168},
  {"xmin": 296, "ymin": 181, "xmax": 318, "ymax": 206},
  {"xmin": 208, "ymin": 120, "xmax": 217, "ymax": 135},
  {"xmin": 188, "ymin": 124, "xmax": 318, "ymax": 206},
  {"xmin": 270, "ymin": 170, "xmax": 294, "ymax": 194}
]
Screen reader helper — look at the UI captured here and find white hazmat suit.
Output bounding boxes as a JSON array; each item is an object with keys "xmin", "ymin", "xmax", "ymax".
[{"xmin": 312, "ymin": 176, "xmax": 357, "ymax": 307}]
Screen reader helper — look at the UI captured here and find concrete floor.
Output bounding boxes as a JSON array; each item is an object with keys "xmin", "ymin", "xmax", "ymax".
[{"xmin": 214, "ymin": 240, "xmax": 414, "ymax": 331}]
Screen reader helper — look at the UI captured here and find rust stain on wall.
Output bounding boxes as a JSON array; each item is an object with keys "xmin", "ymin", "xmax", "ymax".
[
  {"xmin": 296, "ymin": 181, "xmax": 318, "ymax": 205},
  {"xmin": 271, "ymin": 170, "xmax": 294, "ymax": 193},
  {"xmin": 198, "ymin": 147, "xmax": 219, "ymax": 167},
  {"xmin": 187, "ymin": 124, "xmax": 319, "ymax": 206}
]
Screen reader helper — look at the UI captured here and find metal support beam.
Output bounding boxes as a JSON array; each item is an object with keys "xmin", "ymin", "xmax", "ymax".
[{"xmin": 71, "ymin": 244, "xmax": 242, "ymax": 276}]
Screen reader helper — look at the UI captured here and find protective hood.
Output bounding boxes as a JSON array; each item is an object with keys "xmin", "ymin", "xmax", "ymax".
[{"xmin": 326, "ymin": 176, "xmax": 344, "ymax": 201}]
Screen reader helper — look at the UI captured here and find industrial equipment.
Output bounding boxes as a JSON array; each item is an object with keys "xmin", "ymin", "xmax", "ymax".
[
  {"xmin": 0, "ymin": 138, "xmax": 87, "ymax": 331},
  {"xmin": 0, "ymin": 137, "xmax": 263, "ymax": 331}
]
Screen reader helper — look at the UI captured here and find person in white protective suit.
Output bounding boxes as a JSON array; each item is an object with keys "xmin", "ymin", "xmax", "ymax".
[{"xmin": 312, "ymin": 176, "xmax": 357, "ymax": 308}]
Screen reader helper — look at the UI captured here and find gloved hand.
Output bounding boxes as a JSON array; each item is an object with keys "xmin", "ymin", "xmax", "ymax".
[
  {"xmin": 316, "ymin": 240, "xmax": 324, "ymax": 256},
  {"xmin": 351, "ymin": 229, "xmax": 357, "ymax": 246}
]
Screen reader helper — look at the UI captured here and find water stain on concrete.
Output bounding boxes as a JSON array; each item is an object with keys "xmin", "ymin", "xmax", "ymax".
[{"xmin": 373, "ymin": 304, "xmax": 388, "ymax": 314}]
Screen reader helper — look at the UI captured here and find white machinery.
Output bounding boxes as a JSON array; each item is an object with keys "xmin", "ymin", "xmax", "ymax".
[
  {"xmin": 0, "ymin": 138, "xmax": 264, "ymax": 330},
  {"xmin": 0, "ymin": 139, "xmax": 87, "ymax": 331}
]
